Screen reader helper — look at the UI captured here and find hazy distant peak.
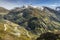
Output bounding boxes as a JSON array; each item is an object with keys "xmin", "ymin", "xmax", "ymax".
[{"xmin": 0, "ymin": 7, "xmax": 9, "ymax": 15}]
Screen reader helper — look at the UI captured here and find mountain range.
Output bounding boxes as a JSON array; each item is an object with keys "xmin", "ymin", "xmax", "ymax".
[{"xmin": 0, "ymin": 5, "xmax": 60, "ymax": 40}]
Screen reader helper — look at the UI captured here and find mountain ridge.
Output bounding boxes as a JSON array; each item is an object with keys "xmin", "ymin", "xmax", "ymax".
[{"xmin": 0, "ymin": 6, "xmax": 60, "ymax": 40}]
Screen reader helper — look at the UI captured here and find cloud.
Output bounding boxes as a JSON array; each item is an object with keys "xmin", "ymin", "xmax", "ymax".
[
  {"xmin": 0, "ymin": 1, "xmax": 20, "ymax": 9},
  {"xmin": 0, "ymin": 0, "xmax": 25, "ymax": 9},
  {"xmin": 0, "ymin": 0, "xmax": 60, "ymax": 9},
  {"xmin": 48, "ymin": 3, "xmax": 60, "ymax": 9},
  {"xmin": 50, "ymin": 3, "xmax": 59, "ymax": 7}
]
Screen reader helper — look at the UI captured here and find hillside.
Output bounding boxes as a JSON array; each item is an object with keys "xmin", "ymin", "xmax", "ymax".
[
  {"xmin": 4, "ymin": 6, "xmax": 60, "ymax": 35},
  {"xmin": 0, "ymin": 5, "xmax": 59, "ymax": 40},
  {"xmin": 0, "ymin": 7, "xmax": 9, "ymax": 15},
  {"xmin": 0, "ymin": 19, "xmax": 39, "ymax": 40}
]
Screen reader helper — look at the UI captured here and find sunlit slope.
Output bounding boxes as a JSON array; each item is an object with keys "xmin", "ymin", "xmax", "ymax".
[{"xmin": 0, "ymin": 20, "xmax": 38, "ymax": 40}]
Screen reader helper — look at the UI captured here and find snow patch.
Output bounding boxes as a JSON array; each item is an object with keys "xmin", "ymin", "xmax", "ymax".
[{"xmin": 39, "ymin": 6, "xmax": 44, "ymax": 11}]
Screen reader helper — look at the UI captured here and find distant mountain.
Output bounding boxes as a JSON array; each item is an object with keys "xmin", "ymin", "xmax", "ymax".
[
  {"xmin": 56, "ymin": 6, "xmax": 60, "ymax": 12},
  {"xmin": 0, "ymin": 7, "xmax": 9, "ymax": 15},
  {"xmin": 43, "ymin": 7, "xmax": 60, "ymax": 21},
  {"xmin": 54, "ymin": 6, "xmax": 60, "ymax": 20}
]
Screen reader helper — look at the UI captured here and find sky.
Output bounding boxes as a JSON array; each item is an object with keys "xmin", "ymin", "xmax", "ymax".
[{"xmin": 0, "ymin": 0, "xmax": 60, "ymax": 9}]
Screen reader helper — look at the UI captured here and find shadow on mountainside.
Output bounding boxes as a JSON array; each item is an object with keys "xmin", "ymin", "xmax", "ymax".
[{"xmin": 36, "ymin": 32, "xmax": 60, "ymax": 40}]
